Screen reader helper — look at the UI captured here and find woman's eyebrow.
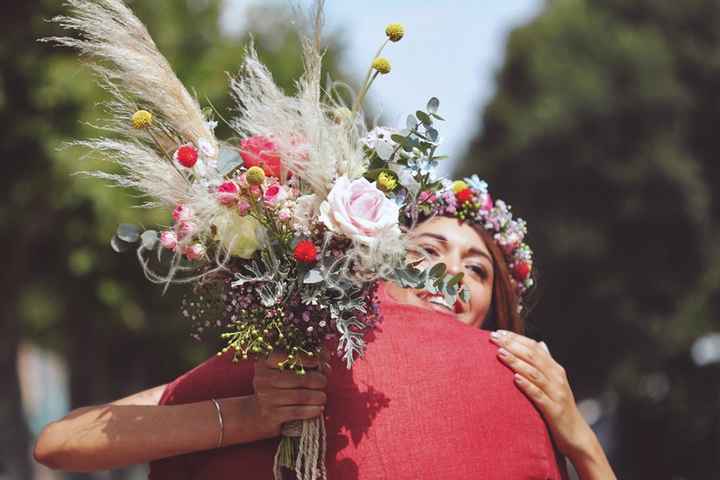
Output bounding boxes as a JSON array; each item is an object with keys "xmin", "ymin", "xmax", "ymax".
[
  {"xmin": 466, "ymin": 248, "xmax": 493, "ymax": 263},
  {"xmin": 415, "ymin": 233, "xmax": 447, "ymax": 243}
]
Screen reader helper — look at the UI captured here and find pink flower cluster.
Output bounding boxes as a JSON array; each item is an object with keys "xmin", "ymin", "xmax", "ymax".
[{"xmin": 157, "ymin": 205, "xmax": 206, "ymax": 261}]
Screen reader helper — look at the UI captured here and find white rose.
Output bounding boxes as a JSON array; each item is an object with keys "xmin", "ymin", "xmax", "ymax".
[{"xmin": 319, "ymin": 176, "xmax": 401, "ymax": 245}]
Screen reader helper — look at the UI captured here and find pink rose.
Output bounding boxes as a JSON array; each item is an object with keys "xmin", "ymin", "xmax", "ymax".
[
  {"xmin": 176, "ymin": 221, "xmax": 195, "ymax": 240},
  {"xmin": 159, "ymin": 230, "xmax": 177, "ymax": 250},
  {"xmin": 172, "ymin": 204, "xmax": 192, "ymax": 222},
  {"xmin": 278, "ymin": 208, "xmax": 292, "ymax": 222},
  {"xmin": 240, "ymin": 136, "xmax": 282, "ymax": 178},
  {"xmin": 217, "ymin": 181, "xmax": 239, "ymax": 206},
  {"xmin": 183, "ymin": 243, "xmax": 206, "ymax": 261},
  {"xmin": 263, "ymin": 184, "xmax": 288, "ymax": 206},
  {"xmin": 319, "ymin": 176, "xmax": 400, "ymax": 245}
]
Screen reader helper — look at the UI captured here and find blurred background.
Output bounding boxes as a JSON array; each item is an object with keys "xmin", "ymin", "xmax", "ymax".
[{"xmin": 3, "ymin": 0, "xmax": 720, "ymax": 478}]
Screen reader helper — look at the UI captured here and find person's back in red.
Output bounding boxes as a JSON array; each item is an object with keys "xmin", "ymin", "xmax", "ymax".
[{"xmin": 150, "ymin": 285, "xmax": 567, "ymax": 479}]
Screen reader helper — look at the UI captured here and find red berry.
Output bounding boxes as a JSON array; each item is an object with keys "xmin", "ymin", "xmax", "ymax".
[
  {"xmin": 513, "ymin": 261, "xmax": 531, "ymax": 281},
  {"xmin": 294, "ymin": 240, "xmax": 318, "ymax": 263},
  {"xmin": 175, "ymin": 144, "xmax": 198, "ymax": 168},
  {"xmin": 455, "ymin": 188, "xmax": 474, "ymax": 204}
]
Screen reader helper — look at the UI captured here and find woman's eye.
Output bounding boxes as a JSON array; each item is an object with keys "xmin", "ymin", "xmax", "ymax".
[
  {"xmin": 420, "ymin": 245, "xmax": 439, "ymax": 257},
  {"xmin": 468, "ymin": 264, "xmax": 488, "ymax": 279}
]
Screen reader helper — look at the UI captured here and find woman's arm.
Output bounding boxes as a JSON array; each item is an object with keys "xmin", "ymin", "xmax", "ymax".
[
  {"xmin": 33, "ymin": 354, "xmax": 327, "ymax": 473},
  {"xmin": 490, "ymin": 330, "xmax": 617, "ymax": 480}
]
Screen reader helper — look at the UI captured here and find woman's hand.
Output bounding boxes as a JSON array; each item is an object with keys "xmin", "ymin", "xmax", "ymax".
[
  {"xmin": 251, "ymin": 353, "xmax": 328, "ymax": 439},
  {"xmin": 490, "ymin": 330, "xmax": 616, "ymax": 480},
  {"xmin": 490, "ymin": 330, "xmax": 585, "ymax": 455}
]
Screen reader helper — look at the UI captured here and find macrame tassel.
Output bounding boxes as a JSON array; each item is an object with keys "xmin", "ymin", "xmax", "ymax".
[{"xmin": 273, "ymin": 417, "xmax": 327, "ymax": 480}]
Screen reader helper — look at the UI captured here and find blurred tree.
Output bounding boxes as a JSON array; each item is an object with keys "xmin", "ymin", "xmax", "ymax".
[
  {"xmin": 458, "ymin": 0, "xmax": 720, "ymax": 478},
  {"xmin": 2, "ymin": 1, "xmax": 348, "ymax": 478}
]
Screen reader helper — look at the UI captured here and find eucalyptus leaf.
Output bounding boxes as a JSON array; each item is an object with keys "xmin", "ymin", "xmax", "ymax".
[
  {"xmin": 390, "ymin": 134, "xmax": 410, "ymax": 146},
  {"xmin": 430, "ymin": 112, "xmax": 445, "ymax": 121},
  {"xmin": 460, "ymin": 288, "xmax": 471, "ymax": 303},
  {"xmin": 406, "ymin": 114, "xmax": 417, "ymax": 130},
  {"xmin": 116, "ymin": 224, "xmax": 141, "ymax": 243},
  {"xmin": 303, "ymin": 269, "xmax": 324, "ymax": 284},
  {"xmin": 426, "ymin": 127, "xmax": 439, "ymax": 142},
  {"xmin": 415, "ymin": 111, "xmax": 432, "ymax": 126},
  {"xmin": 110, "ymin": 235, "xmax": 131, "ymax": 253},
  {"xmin": 217, "ymin": 146, "xmax": 244, "ymax": 176},
  {"xmin": 141, "ymin": 230, "xmax": 158, "ymax": 250},
  {"xmin": 429, "ymin": 262, "xmax": 447, "ymax": 279},
  {"xmin": 427, "ymin": 97, "xmax": 440, "ymax": 113},
  {"xmin": 447, "ymin": 272, "xmax": 464, "ymax": 288}
]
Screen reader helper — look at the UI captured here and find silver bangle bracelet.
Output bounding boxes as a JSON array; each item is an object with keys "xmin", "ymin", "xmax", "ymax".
[{"xmin": 210, "ymin": 398, "xmax": 224, "ymax": 449}]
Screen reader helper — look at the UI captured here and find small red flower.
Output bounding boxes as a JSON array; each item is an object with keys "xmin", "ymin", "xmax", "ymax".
[
  {"xmin": 513, "ymin": 261, "xmax": 531, "ymax": 281},
  {"xmin": 175, "ymin": 144, "xmax": 199, "ymax": 168},
  {"xmin": 455, "ymin": 188, "xmax": 474, "ymax": 205},
  {"xmin": 294, "ymin": 240, "xmax": 318, "ymax": 263}
]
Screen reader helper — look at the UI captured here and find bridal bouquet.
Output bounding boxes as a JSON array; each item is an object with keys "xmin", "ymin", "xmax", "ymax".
[{"xmin": 48, "ymin": 1, "xmax": 465, "ymax": 478}]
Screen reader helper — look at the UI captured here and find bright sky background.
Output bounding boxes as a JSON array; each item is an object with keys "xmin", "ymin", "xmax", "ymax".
[{"xmin": 221, "ymin": 0, "xmax": 543, "ymax": 174}]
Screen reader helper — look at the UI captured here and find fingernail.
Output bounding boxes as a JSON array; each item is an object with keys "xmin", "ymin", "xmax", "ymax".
[
  {"xmin": 514, "ymin": 374, "xmax": 524, "ymax": 385},
  {"xmin": 540, "ymin": 341, "xmax": 550, "ymax": 353},
  {"xmin": 490, "ymin": 331, "xmax": 503, "ymax": 341},
  {"xmin": 498, "ymin": 347, "xmax": 510, "ymax": 358}
]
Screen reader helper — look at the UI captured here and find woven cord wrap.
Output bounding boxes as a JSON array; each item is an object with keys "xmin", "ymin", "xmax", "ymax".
[{"xmin": 273, "ymin": 418, "xmax": 327, "ymax": 480}]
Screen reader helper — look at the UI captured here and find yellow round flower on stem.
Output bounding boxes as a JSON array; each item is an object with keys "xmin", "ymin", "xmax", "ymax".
[
  {"xmin": 246, "ymin": 166, "xmax": 266, "ymax": 185},
  {"xmin": 377, "ymin": 171, "xmax": 398, "ymax": 192},
  {"xmin": 385, "ymin": 23, "xmax": 405, "ymax": 42},
  {"xmin": 452, "ymin": 180, "xmax": 468, "ymax": 193},
  {"xmin": 372, "ymin": 57, "xmax": 391, "ymax": 75},
  {"xmin": 131, "ymin": 110, "xmax": 153, "ymax": 129}
]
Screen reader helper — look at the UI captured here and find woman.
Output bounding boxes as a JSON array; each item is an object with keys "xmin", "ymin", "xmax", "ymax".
[{"xmin": 34, "ymin": 177, "xmax": 615, "ymax": 480}]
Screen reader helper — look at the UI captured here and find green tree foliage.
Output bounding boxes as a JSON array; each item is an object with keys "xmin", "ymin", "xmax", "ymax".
[
  {"xmin": 2, "ymin": 1, "xmax": 347, "ymax": 478},
  {"xmin": 458, "ymin": 0, "xmax": 720, "ymax": 477}
]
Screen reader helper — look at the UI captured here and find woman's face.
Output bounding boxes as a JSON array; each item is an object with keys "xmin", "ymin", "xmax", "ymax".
[{"xmin": 393, "ymin": 216, "xmax": 494, "ymax": 328}]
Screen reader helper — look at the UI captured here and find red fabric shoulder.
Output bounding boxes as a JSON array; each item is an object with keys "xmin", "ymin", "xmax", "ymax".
[{"xmin": 150, "ymin": 288, "xmax": 567, "ymax": 480}]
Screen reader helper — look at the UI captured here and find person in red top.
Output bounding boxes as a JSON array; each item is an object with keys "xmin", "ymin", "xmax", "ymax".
[
  {"xmin": 34, "ymin": 179, "xmax": 616, "ymax": 479},
  {"xmin": 148, "ymin": 282, "xmax": 567, "ymax": 480}
]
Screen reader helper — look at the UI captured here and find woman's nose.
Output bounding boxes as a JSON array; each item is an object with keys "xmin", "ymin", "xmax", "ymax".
[{"xmin": 442, "ymin": 254, "xmax": 463, "ymax": 277}]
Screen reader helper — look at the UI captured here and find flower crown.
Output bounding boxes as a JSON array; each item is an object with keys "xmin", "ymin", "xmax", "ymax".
[{"xmin": 418, "ymin": 175, "xmax": 535, "ymax": 308}]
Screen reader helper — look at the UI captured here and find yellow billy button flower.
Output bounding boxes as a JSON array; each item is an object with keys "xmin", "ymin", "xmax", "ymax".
[
  {"xmin": 131, "ymin": 110, "xmax": 153, "ymax": 129},
  {"xmin": 245, "ymin": 166, "xmax": 266, "ymax": 185},
  {"xmin": 451, "ymin": 180, "xmax": 468, "ymax": 193},
  {"xmin": 385, "ymin": 23, "xmax": 405, "ymax": 42},
  {"xmin": 372, "ymin": 57, "xmax": 391, "ymax": 75},
  {"xmin": 377, "ymin": 171, "xmax": 398, "ymax": 192}
]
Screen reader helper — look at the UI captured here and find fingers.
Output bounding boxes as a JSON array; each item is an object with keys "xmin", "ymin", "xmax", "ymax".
[
  {"xmin": 276, "ymin": 405, "xmax": 325, "ymax": 422},
  {"xmin": 262, "ymin": 352, "xmax": 320, "ymax": 370},
  {"xmin": 490, "ymin": 330, "xmax": 554, "ymax": 373},
  {"xmin": 497, "ymin": 348, "xmax": 550, "ymax": 393},
  {"xmin": 258, "ymin": 388, "xmax": 327, "ymax": 408},
  {"xmin": 512, "ymin": 373, "xmax": 553, "ymax": 415},
  {"xmin": 492, "ymin": 331, "xmax": 573, "ymax": 409},
  {"xmin": 254, "ymin": 368, "xmax": 327, "ymax": 390}
]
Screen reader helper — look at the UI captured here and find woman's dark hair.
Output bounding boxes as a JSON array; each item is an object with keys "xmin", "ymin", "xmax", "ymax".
[{"xmin": 470, "ymin": 225, "xmax": 525, "ymax": 335}]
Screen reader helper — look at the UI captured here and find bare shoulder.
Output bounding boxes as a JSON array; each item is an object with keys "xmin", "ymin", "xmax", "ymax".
[{"xmin": 111, "ymin": 384, "xmax": 168, "ymax": 406}]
